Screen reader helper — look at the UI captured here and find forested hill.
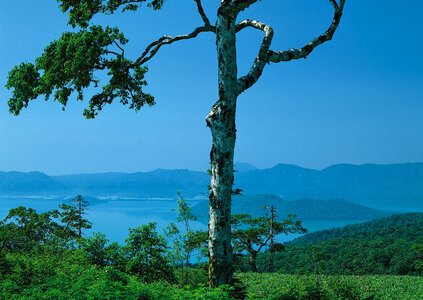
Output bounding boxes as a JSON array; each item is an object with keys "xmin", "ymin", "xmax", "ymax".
[
  {"xmin": 287, "ymin": 212, "xmax": 423, "ymax": 245},
  {"xmin": 257, "ymin": 213, "xmax": 423, "ymax": 275},
  {"xmin": 191, "ymin": 194, "xmax": 395, "ymax": 222}
]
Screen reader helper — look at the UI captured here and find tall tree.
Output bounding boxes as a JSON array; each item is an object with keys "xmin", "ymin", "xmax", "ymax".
[
  {"xmin": 232, "ymin": 213, "xmax": 306, "ymax": 273},
  {"xmin": 60, "ymin": 195, "xmax": 92, "ymax": 240},
  {"xmin": 5, "ymin": 0, "xmax": 346, "ymax": 286}
]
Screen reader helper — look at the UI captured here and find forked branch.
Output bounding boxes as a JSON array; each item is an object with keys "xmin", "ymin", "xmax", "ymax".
[
  {"xmin": 268, "ymin": 0, "xmax": 345, "ymax": 63},
  {"xmin": 236, "ymin": 0, "xmax": 345, "ymax": 95},
  {"xmin": 236, "ymin": 20, "xmax": 274, "ymax": 95}
]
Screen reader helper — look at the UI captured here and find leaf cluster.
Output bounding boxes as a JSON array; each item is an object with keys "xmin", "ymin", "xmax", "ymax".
[
  {"xmin": 6, "ymin": 25, "xmax": 154, "ymax": 119},
  {"xmin": 58, "ymin": 0, "xmax": 166, "ymax": 28}
]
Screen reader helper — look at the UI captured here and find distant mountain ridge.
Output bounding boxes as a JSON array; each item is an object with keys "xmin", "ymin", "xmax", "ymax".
[
  {"xmin": 1, "ymin": 162, "xmax": 423, "ymax": 210},
  {"xmin": 0, "ymin": 171, "xmax": 72, "ymax": 196},
  {"xmin": 191, "ymin": 194, "xmax": 395, "ymax": 222}
]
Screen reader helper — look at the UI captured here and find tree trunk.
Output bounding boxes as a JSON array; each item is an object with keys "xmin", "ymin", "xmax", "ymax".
[
  {"xmin": 249, "ymin": 252, "xmax": 258, "ymax": 273},
  {"xmin": 206, "ymin": 11, "xmax": 238, "ymax": 287}
]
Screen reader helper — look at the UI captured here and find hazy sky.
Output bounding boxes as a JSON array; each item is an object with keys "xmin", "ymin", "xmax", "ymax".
[{"xmin": 1, "ymin": 1, "xmax": 422, "ymax": 175}]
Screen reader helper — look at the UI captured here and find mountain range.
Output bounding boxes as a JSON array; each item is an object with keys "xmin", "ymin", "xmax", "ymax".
[
  {"xmin": 191, "ymin": 194, "xmax": 395, "ymax": 222},
  {"xmin": 1, "ymin": 162, "xmax": 423, "ymax": 210}
]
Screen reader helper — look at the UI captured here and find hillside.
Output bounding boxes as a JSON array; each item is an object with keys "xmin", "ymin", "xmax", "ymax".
[
  {"xmin": 257, "ymin": 213, "xmax": 423, "ymax": 275},
  {"xmin": 192, "ymin": 194, "xmax": 395, "ymax": 222},
  {"xmin": 288, "ymin": 212, "xmax": 423, "ymax": 245}
]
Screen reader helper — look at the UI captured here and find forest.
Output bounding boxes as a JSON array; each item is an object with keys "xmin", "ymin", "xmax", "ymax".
[{"xmin": 1, "ymin": 195, "xmax": 423, "ymax": 299}]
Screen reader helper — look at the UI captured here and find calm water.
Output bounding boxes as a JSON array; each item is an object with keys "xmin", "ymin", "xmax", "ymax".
[
  {"xmin": 0, "ymin": 196, "xmax": 206, "ymax": 244},
  {"xmin": 1, "ymin": 196, "xmax": 407, "ymax": 244}
]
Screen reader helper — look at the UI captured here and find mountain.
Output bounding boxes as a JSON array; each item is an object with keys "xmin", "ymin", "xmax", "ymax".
[
  {"xmin": 0, "ymin": 171, "xmax": 72, "ymax": 196},
  {"xmin": 234, "ymin": 162, "xmax": 258, "ymax": 172},
  {"xmin": 1, "ymin": 162, "xmax": 423, "ymax": 210},
  {"xmin": 234, "ymin": 163, "xmax": 423, "ymax": 209},
  {"xmin": 191, "ymin": 194, "xmax": 395, "ymax": 222},
  {"xmin": 53, "ymin": 169, "xmax": 210, "ymax": 198}
]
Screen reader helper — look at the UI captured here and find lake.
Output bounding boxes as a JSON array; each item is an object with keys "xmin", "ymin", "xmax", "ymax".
[{"xmin": 0, "ymin": 195, "xmax": 407, "ymax": 244}]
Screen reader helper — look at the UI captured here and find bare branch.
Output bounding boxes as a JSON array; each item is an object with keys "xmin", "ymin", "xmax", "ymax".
[
  {"xmin": 329, "ymin": 0, "xmax": 339, "ymax": 9},
  {"xmin": 113, "ymin": 41, "xmax": 125, "ymax": 56},
  {"xmin": 236, "ymin": 19, "xmax": 274, "ymax": 95},
  {"xmin": 268, "ymin": 0, "xmax": 346, "ymax": 63},
  {"xmin": 194, "ymin": 0, "xmax": 211, "ymax": 27},
  {"xmin": 132, "ymin": 25, "xmax": 216, "ymax": 67},
  {"xmin": 104, "ymin": 50, "xmax": 123, "ymax": 57}
]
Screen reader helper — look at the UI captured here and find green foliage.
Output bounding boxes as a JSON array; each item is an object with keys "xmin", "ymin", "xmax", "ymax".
[
  {"xmin": 410, "ymin": 242, "xmax": 423, "ymax": 270},
  {"xmin": 58, "ymin": 0, "xmax": 166, "ymax": 28},
  {"xmin": 60, "ymin": 195, "xmax": 92, "ymax": 239},
  {"xmin": 165, "ymin": 191, "xmax": 208, "ymax": 266},
  {"xmin": 2, "ymin": 202, "xmax": 423, "ymax": 299},
  {"xmin": 257, "ymin": 216, "xmax": 423, "ymax": 275},
  {"xmin": 0, "ymin": 197, "xmax": 94, "ymax": 255},
  {"xmin": 126, "ymin": 222, "xmax": 174, "ymax": 283},
  {"xmin": 79, "ymin": 232, "xmax": 125, "ymax": 268},
  {"xmin": 288, "ymin": 212, "xmax": 423, "ymax": 246},
  {"xmin": 174, "ymin": 267, "xmax": 208, "ymax": 288},
  {"xmin": 1, "ymin": 206, "xmax": 63, "ymax": 252},
  {"xmin": 6, "ymin": 25, "xmax": 154, "ymax": 119},
  {"xmin": 231, "ymin": 212, "xmax": 306, "ymax": 272},
  {"xmin": 237, "ymin": 273, "xmax": 423, "ymax": 299}
]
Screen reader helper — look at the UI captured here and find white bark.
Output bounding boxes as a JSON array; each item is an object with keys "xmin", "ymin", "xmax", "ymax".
[{"xmin": 206, "ymin": 10, "xmax": 238, "ymax": 287}]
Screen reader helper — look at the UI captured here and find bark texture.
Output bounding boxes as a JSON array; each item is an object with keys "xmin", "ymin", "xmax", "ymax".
[{"xmin": 206, "ymin": 9, "xmax": 238, "ymax": 287}]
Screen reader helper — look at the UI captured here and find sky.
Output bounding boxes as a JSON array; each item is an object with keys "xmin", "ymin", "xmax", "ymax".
[{"xmin": 0, "ymin": 0, "xmax": 422, "ymax": 175}]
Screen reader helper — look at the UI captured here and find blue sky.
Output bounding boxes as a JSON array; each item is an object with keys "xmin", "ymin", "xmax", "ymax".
[{"xmin": 0, "ymin": 0, "xmax": 422, "ymax": 175}]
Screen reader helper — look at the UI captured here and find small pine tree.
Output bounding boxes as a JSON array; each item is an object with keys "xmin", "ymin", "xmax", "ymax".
[{"xmin": 60, "ymin": 195, "xmax": 92, "ymax": 241}]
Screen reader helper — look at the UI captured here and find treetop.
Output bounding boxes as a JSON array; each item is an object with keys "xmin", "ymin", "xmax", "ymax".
[{"xmin": 59, "ymin": 0, "xmax": 166, "ymax": 28}]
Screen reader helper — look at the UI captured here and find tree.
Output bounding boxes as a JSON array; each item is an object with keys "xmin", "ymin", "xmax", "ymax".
[
  {"xmin": 1, "ymin": 206, "xmax": 62, "ymax": 252},
  {"xmin": 59, "ymin": 195, "xmax": 92, "ymax": 240},
  {"xmin": 125, "ymin": 222, "xmax": 174, "ymax": 283},
  {"xmin": 5, "ymin": 0, "xmax": 346, "ymax": 286},
  {"xmin": 232, "ymin": 213, "xmax": 306, "ymax": 272},
  {"xmin": 79, "ymin": 232, "xmax": 126, "ymax": 269},
  {"xmin": 165, "ymin": 191, "xmax": 206, "ymax": 266},
  {"xmin": 411, "ymin": 243, "xmax": 423, "ymax": 271}
]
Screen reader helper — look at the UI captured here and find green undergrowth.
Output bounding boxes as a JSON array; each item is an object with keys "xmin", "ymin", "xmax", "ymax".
[
  {"xmin": 237, "ymin": 273, "xmax": 423, "ymax": 299},
  {"xmin": 3, "ymin": 265, "xmax": 423, "ymax": 299}
]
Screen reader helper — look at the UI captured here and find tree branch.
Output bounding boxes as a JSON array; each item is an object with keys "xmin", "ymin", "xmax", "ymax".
[
  {"xmin": 236, "ymin": 19, "xmax": 274, "ymax": 95},
  {"xmin": 194, "ymin": 0, "xmax": 211, "ymax": 27},
  {"xmin": 256, "ymin": 235, "xmax": 272, "ymax": 253},
  {"xmin": 131, "ymin": 25, "xmax": 216, "ymax": 67},
  {"xmin": 268, "ymin": 0, "xmax": 346, "ymax": 63}
]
